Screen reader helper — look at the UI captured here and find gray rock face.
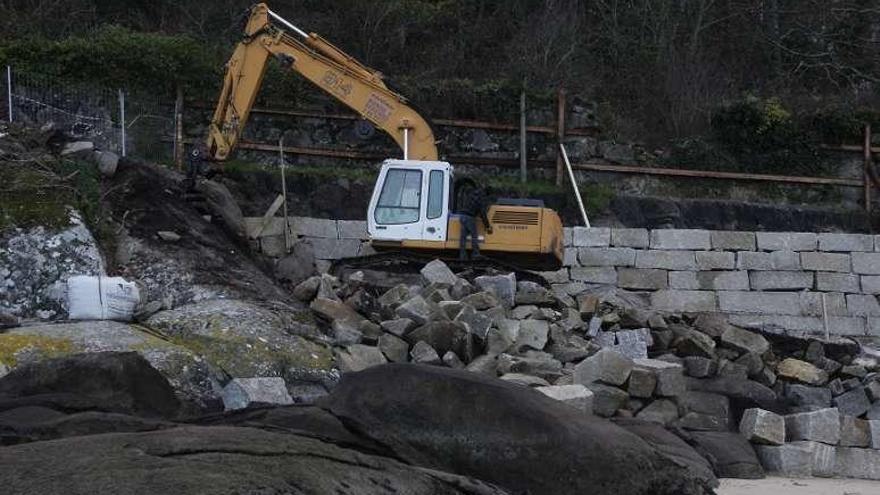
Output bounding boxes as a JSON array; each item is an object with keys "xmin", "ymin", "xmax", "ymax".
[
  {"xmin": 574, "ymin": 348, "xmax": 634, "ymax": 386},
  {"xmin": 221, "ymin": 377, "xmax": 293, "ymax": 410},
  {"xmin": 324, "ymin": 364, "xmax": 718, "ymax": 495},
  {"xmin": 1, "ymin": 322, "xmax": 225, "ymax": 411},
  {"xmin": 0, "ymin": 425, "xmax": 507, "ymax": 495},
  {"xmin": 785, "ymin": 408, "xmax": 840, "ymax": 445},
  {"xmin": 147, "ymin": 300, "xmax": 334, "ymax": 394},
  {"xmin": 739, "ymin": 408, "xmax": 785, "ymax": 445}
]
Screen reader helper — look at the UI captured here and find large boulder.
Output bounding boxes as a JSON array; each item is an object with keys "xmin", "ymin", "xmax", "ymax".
[
  {"xmin": 0, "ymin": 321, "xmax": 225, "ymax": 412},
  {"xmin": 0, "ymin": 352, "xmax": 180, "ymax": 418},
  {"xmin": 0, "ymin": 425, "xmax": 507, "ymax": 495},
  {"xmin": 322, "ymin": 364, "xmax": 717, "ymax": 495}
]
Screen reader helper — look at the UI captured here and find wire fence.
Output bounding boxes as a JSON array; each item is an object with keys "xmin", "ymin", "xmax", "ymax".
[{"xmin": 1, "ymin": 66, "xmax": 174, "ymax": 163}]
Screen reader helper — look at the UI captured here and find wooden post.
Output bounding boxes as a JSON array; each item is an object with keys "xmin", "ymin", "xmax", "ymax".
[
  {"xmin": 174, "ymin": 85, "xmax": 184, "ymax": 171},
  {"xmin": 519, "ymin": 89, "xmax": 527, "ymax": 184},
  {"xmin": 864, "ymin": 123, "xmax": 873, "ymax": 215},
  {"xmin": 280, "ymin": 138, "xmax": 291, "ymax": 253},
  {"xmin": 555, "ymin": 88, "xmax": 567, "ymax": 187}
]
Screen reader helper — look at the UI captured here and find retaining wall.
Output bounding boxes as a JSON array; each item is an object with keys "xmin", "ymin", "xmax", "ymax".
[
  {"xmin": 248, "ymin": 216, "xmax": 880, "ymax": 338},
  {"xmin": 557, "ymin": 227, "xmax": 880, "ymax": 338}
]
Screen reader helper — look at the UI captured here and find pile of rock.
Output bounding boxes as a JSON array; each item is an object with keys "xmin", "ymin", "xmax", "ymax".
[
  {"xmin": 294, "ymin": 258, "xmax": 880, "ymax": 480},
  {"xmin": 740, "ymin": 406, "xmax": 880, "ymax": 479}
]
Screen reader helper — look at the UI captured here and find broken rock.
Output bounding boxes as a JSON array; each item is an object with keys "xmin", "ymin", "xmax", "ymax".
[
  {"xmin": 777, "ymin": 358, "xmax": 829, "ymax": 386},
  {"xmin": 633, "ymin": 358, "xmax": 685, "ymax": 397},
  {"xmin": 420, "ymin": 259, "xmax": 458, "ymax": 287},
  {"xmin": 221, "ymin": 377, "xmax": 293, "ymax": 411},
  {"xmin": 410, "ymin": 341, "xmax": 441, "ymax": 364},
  {"xmin": 515, "ymin": 281, "xmax": 553, "ymax": 305},
  {"xmin": 739, "ymin": 408, "xmax": 785, "ymax": 445},
  {"xmin": 474, "ymin": 273, "xmax": 516, "ymax": 308},
  {"xmin": 337, "ymin": 344, "xmax": 387, "ymax": 373},
  {"xmin": 574, "ymin": 348, "xmax": 633, "ymax": 386},
  {"xmin": 536, "ymin": 384, "xmax": 594, "ymax": 414},
  {"xmin": 720, "ymin": 326, "xmax": 769, "ymax": 355},
  {"xmin": 636, "ymin": 399, "xmax": 679, "ymax": 425},
  {"xmin": 515, "ymin": 319, "xmax": 549, "ymax": 351},
  {"xmin": 378, "ymin": 333, "xmax": 409, "ymax": 363},
  {"xmin": 785, "ymin": 408, "xmax": 840, "ymax": 445}
]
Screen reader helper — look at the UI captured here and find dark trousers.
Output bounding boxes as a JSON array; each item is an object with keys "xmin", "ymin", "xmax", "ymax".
[{"xmin": 459, "ymin": 215, "xmax": 480, "ymax": 260}]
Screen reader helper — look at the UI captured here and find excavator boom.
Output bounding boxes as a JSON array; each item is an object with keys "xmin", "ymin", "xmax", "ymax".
[{"xmin": 207, "ymin": 3, "xmax": 437, "ymax": 161}]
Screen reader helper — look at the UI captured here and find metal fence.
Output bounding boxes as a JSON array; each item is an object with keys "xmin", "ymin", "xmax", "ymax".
[{"xmin": 2, "ymin": 66, "xmax": 174, "ymax": 163}]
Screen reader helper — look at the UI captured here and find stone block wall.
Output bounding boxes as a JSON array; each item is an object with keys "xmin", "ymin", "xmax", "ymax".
[
  {"xmin": 555, "ymin": 227, "xmax": 880, "ymax": 338},
  {"xmin": 244, "ymin": 217, "xmax": 373, "ymax": 271}
]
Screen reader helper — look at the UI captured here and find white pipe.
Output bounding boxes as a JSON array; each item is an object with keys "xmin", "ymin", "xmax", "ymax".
[
  {"xmin": 6, "ymin": 66, "xmax": 12, "ymax": 123},
  {"xmin": 267, "ymin": 9, "xmax": 309, "ymax": 38},
  {"xmin": 403, "ymin": 128, "xmax": 409, "ymax": 160},
  {"xmin": 560, "ymin": 143, "xmax": 591, "ymax": 228},
  {"xmin": 118, "ymin": 89, "xmax": 126, "ymax": 157}
]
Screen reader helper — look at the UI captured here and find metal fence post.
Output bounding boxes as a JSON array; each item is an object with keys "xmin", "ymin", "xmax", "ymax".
[
  {"xmin": 6, "ymin": 66, "xmax": 12, "ymax": 123},
  {"xmin": 519, "ymin": 89, "xmax": 527, "ymax": 183},
  {"xmin": 118, "ymin": 89, "xmax": 126, "ymax": 156}
]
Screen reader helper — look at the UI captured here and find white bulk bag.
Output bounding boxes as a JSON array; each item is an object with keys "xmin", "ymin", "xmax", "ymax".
[{"xmin": 67, "ymin": 275, "xmax": 141, "ymax": 321}]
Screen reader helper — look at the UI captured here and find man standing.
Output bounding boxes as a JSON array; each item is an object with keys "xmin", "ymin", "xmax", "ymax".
[{"xmin": 458, "ymin": 186, "xmax": 493, "ymax": 260}]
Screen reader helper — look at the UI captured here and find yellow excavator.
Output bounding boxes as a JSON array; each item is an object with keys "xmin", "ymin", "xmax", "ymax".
[{"xmin": 207, "ymin": 3, "xmax": 564, "ymax": 270}]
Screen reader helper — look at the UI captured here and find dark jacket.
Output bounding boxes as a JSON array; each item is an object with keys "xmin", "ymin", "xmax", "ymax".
[{"xmin": 458, "ymin": 187, "xmax": 491, "ymax": 227}]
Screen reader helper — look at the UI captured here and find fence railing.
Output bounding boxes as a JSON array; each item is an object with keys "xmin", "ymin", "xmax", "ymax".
[
  {"xmin": 2, "ymin": 66, "xmax": 174, "ymax": 163},
  {"xmin": 3, "ymin": 66, "xmax": 877, "ymax": 213}
]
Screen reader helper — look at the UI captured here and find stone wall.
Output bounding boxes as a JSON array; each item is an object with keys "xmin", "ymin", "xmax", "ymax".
[
  {"xmin": 557, "ymin": 227, "xmax": 880, "ymax": 338},
  {"xmin": 247, "ymin": 216, "xmax": 880, "ymax": 339}
]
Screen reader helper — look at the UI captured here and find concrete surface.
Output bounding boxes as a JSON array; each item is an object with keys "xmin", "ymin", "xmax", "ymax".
[{"xmin": 719, "ymin": 476, "xmax": 880, "ymax": 495}]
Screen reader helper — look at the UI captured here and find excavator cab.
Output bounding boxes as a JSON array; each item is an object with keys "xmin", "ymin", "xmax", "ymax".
[{"xmin": 368, "ymin": 160, "xmax": 565, "ymax": 270}]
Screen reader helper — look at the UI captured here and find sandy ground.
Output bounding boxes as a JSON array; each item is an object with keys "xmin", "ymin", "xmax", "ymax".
[{"xmin": 719, "ymin": 477, "xmax": 880, "ymax": 494}]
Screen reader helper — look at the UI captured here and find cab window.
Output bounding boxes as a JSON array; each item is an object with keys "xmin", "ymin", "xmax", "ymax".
[
  {"xmin": 375, "ymin": 169, "xmax": 422, "ymax": 224},
  {"xmin": 427, "ymin": 170, "xmax": 444, "ymax": 219}
]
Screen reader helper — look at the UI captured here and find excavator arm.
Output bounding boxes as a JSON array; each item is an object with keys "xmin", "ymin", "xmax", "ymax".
[{"xmin": 207, "ymin": 3, "xmax": 438, "ymax": 161}]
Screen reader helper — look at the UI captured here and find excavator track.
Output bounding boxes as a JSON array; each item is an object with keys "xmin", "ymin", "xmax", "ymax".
[{"xmin": 330, "ymin": 251, "xmax": 550, "ymax": 290}]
